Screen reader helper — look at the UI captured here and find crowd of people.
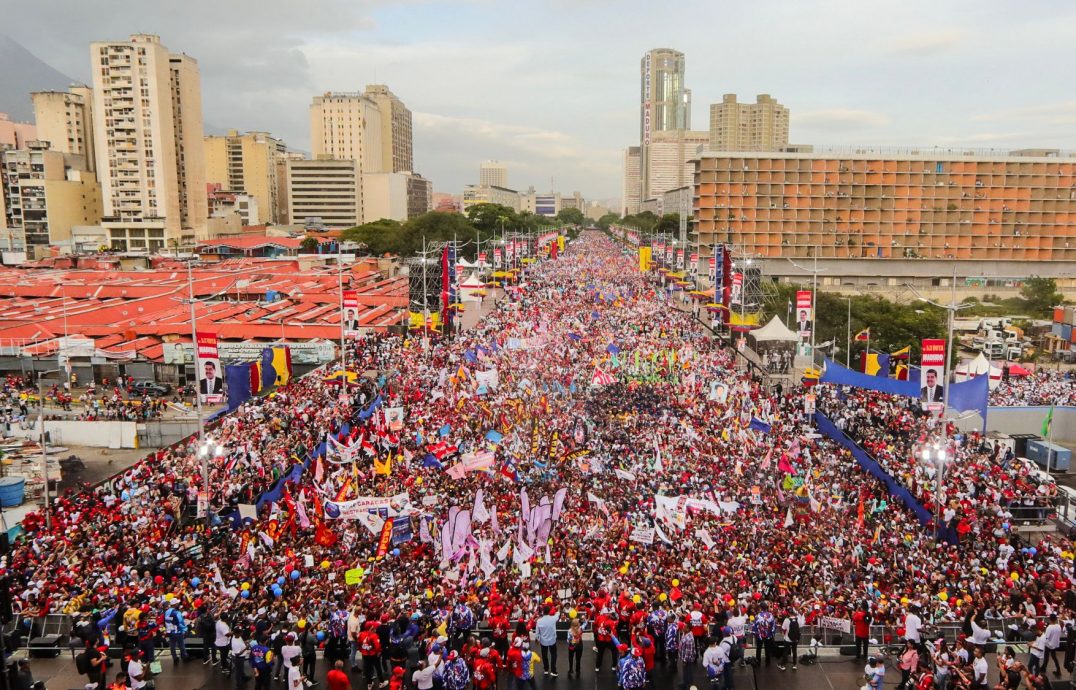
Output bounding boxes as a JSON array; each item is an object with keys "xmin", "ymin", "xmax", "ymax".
[
  {"xmin": 990, "ymin": 370, "xmax": 1076, "ymax": 407},
  {"xmin": 2, "ymin": 232, "xmax": 1074, "ymax": 690}
]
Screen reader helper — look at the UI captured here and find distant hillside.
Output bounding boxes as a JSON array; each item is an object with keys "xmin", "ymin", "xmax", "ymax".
[{"xmin": 0, "ymin": 34, "xmax": 78, "ymax": 122}]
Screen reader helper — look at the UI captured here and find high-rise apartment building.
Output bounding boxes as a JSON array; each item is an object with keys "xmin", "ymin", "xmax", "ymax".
[
  {"xmin": 309, "ymin": 92, "xmax": 384, "ymax": 173},
  {"xmin": 286, "ymin": 158, "xmax": 363, "ymax": 228},
  {"xmin": 646, "ymin": 130, "xmax": 708, "ymax": 200},
  {"xmin": 708, "ymin": 94, "xmax": 790, "ymax": 152},
  {"xmin": 692, "ymin": 150, "xmax": 1076, "ymax": 263},
  {"xmin": 363, "ymin": 85, "xmax": 413, "ymax": 173},
  {"xmin": 640, "ymin": 49, "xmax": 691, "ymax": 200},
  {"xmin": 90, "ymin": 34, "xmax": 207, "ymax": 251},
  {"xmin": 31, "ymin": 87, "xmax": 96, "ymax": 171},
  {"xmin": 479, "ymin": 161, "xmax": 508, "ymax": 188},
  {"xmin": 1, "ymin": 141, "xmax": 102, "ymax": 253},
  {"xmin": 0, "ymin": 113, "xmax": 36, "ymax": 150},
  {"xmin": 204, "ymin": 130, "xmax": 287, "ymax": 225},
  {"xmin": 623, "ymin": 146, "xmax": 641, "ymax": 215}
]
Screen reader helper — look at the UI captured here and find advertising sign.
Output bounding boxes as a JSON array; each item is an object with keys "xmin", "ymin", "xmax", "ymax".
[
  {"xmin": 195, "ymin": 331, "xmax": 223, "ymax": 404},
  {"xmin": 730, "ymin": 272, "xmax": 744, "ymax": 306},
  {"xmin": 342, "ymin": 290, "xmax": 360, "ymax": 337},
  {"xmin": 795, "ymin": 290, "xmax": 813, "ymax": 341},
  {"xmin": 920, "ymin": 338, "xmax": 946, "ymax": 407}
]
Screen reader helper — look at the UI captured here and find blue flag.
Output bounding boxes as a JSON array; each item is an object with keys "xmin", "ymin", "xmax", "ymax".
[
  {"xmin": 439, "ymin": 424, "xmax": 451, "ymax": 437},
  {"xmin": 748, "ymin": 417, "xmax": 772, "ymax": 434},
  {"xmin": 485, "ymin": 430, "xmax": 504, "ymax": 445},
  {"xmin": 422, "ymin": 454, "xmax": 444, "ymax": 470}
]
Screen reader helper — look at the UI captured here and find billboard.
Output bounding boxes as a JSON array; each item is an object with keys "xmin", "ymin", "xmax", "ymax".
[
  {"xmin": 343, "ymin": 290, "xmax": 360, "ymax": 337},
  {"xmin": 196, "ymin": 331, "xmax": 224, "ymax": 404},
  {"xmin": 730, "ymin": 272, "xmax": 744, "ymax": 306},
  {"xmin": 920, "ymin": 338, "xmax": 946, "ymax": 407},
  {"xmin": 795, "ymin": 290, "xmax": 813, "ymax": 341}
]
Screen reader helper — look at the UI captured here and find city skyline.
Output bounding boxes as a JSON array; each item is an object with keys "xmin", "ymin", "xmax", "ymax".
[{"xmin": 3, "ymin": 0, "xmax": 1076, "ymax": 205}]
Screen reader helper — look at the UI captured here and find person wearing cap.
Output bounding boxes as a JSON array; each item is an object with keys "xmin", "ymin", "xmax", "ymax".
[
  {"xmin": 594, "ymin": 609, "xmax": 617, "ymax": 673},
  {"xmin": 441, "ymin": 649, "xmax": 471, "ymax": 690},
  {"xmin": 513, "ymin": 640, "xmax": 540, "ymax": 690},
  {"xmin": 864, "ymin": 656, "xmax": 885, "ymax": 690},
  {"xmin": 250, "ymin": 634, "xmax": 274, "ymax": 690},
  {"xmin": 411, "ymin": 658, "xmax": 439, "ymax": 690},
  {"xmin": 473, "ymin": 648, "xmax": 497, "ymax": 690},
  {"xmin": 387, "ymin": 666, "xmax": 405, "ymax": 690},
  {"xmin": 752, "ymin": 602, "xmax": 777, "ymax": 668},
  {"xmin": 853, "ymin": 603, "xmax": 873, "ymax": 660},
  {"xmin": 359, "ymin": 621, "xmax": 387, "ymax": 688},
  {"xmin": 126, "ymin": 648, "xmax": 147, "ymax": 690}
]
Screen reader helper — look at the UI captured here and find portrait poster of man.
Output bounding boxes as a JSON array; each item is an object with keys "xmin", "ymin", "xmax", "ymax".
[{"xmin": 196, "ymin": 331, "xmax": 224, "ymax": 404}]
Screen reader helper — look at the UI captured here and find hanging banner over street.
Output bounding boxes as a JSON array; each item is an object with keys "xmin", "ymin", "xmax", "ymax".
[
  {"xmin": 920, "ymin": 338, "xmax": 946, "ymax": 408},
  {"xmin": 343, "ymin": 290, "xmax": 360, "ymax": 337},
  {"xmin": 196, "ymin": 331, "xmax": 224, "ymax": 404},
  {"xmin": 795, "ymin": 290, "xmax": 813, "ymax": 342}
]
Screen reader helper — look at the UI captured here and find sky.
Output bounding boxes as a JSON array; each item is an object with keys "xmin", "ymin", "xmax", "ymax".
[{"xmin": 4, "ymin": 0, "xmax": 1076, "ymax": 207}]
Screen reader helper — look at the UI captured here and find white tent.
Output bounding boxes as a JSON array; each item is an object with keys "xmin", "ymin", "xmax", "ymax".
[
  {"xmin": 456, "ymin": 257, "xmax": 475, "ymax": 268},
  {"xmin": 460, "ymin": 273, "xmax": 486, "ymax": 302},
  {"xmin": 748, "ymin": 316, "xmax": 800, "ymax": 343},
  {"xmin": 954, "ymin": 353, "xmax": 1002, "ymax": 390}
]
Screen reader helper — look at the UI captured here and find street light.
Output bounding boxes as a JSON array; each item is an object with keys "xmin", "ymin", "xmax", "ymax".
[
  {"xmin": 917, "ymin": 439, "xmax": 953, "ymax": 541},
  {"xmin": 36, "ymin": 368, "xmax": 61, "ymax": 530},
  {"xmin": 197, "ymin": 436, "xmax": 225, "ymax": 528}
]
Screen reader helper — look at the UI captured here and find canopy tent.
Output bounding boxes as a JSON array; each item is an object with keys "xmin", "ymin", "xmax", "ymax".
[
  {"xmin": 460, "ymin": 273, "xmax": 487, "ymax": 302},
  {"xmin": 747, "ymin": 316, "xmax": 799, "ymax": 346},
  {"xmin": 953, "ymin": 353, "xmax": 1002, "ymax": 390},
  {"xmin": 1008, "ymin": 363, "xmax": 1033, "ymax": 377}
]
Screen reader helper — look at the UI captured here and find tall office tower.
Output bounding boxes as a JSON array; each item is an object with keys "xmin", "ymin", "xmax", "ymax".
[
  {"xmin": 309, "ymin": 92, "xmax": 384, "ymax": 174},
  {"xmin": 90, "ymin": 34, "xmax": 207, "ymax": 251},
  {"xmin": 640, "ymin": 49, "xmax": 691, "ymax": 200},
  {"xmin": 31, "ymin": 86, "xmax": 95, "ymax": 171},
  {"xmin": 622, "ymin": 146, "xmax": 641, "ymax": 215},
  {"xmin": 708, "ymin": 94, "xmax": 790, "ymax": 152},
  {"xmin": 363, "ymin": 85, "xmax": 413, "ymax": 173},
  {"xmin": 204, "ymin": 130, "xmax": 287, "ymax": 224},
  {"xmin": 646, "ymin": 130, "xmax": 709, "ymax": 199},
  {"xmin": 479, "ymin": 160, "xmax": 508, "ymax": 188}
]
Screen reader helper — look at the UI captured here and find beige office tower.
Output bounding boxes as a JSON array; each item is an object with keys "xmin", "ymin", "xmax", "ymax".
[
  {"xmin": 363, "ymin": 85, "xmax": 413, "ymax": 173},
  {"xmin": 646, "ymin": 130, "xmax": 709, "ymax": 198},
  {"xmin": 479, "ymin": 161, "xmax": 508, "ymax": 188},
  {"xmin": 31, "ymin": 86, "xmax": 96, "ymax": 171},
  {"xmin": 286, "ymin": 158, "xmax": 363, "ymax": 228},
  {"xmin": 708, "ymin": 94, "xmax": 789, "ymax": 152},
  {"xmin": 90, "ymin": 34, "xmax": 207, "ymax": 251},
  {"xmin": 622, "ymin": 147, "xmax": 641, "ymax": 215},
  {"xmin": 309, "ymin": 92, "xmax": 384, "ymax": 173},
  {"xmin": 204, "ymin": 130, "xmax": 287, "ymax": 224}
]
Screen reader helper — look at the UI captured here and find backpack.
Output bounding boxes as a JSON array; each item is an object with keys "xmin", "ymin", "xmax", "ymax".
[
  {"xmin": 787, "ymin": 618, "xmax": 801, "ymax": 643},
  {"xmin": 76, "ymin": 651, "xmax": 90, "ymax": 675},
  {"xmin": 723, "ymin": 635, "xmax": 743, "ymax": 662}
]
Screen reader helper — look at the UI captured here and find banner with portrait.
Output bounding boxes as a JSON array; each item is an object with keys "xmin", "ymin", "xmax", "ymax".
[
  {"xmin": 795, "ymin": 290, "xmax": 813, "ymax": 341},
  {"xmin": 920, "ymin": 338, "xmax": 946, "ymax": 409},
  {"xmin": 196, "ymin": 331, "xmax": 224, "ymax": 404},
  {"xmin": 343, "ymin": 290, "xmax": 360, "ymax": 337}
]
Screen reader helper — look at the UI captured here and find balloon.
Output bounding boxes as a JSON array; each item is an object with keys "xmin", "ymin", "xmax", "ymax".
[
  {"xmin": 154, "ymin": 575, "xmax": 164, "ymax": 585},
  {"xmin": 752, "ymin": 592, "xmax": 762, "ymax": 601},
  {"xmin": 277, "ymin": 576, "xmax": 286, "ymax": 586},
  {"xmin": 241, "ymin": 582, "xmax": 251, "ymax": 591},
  {"xmin": 298, "ymin": 619, "xmax": 307, "ymax": 629},
  {"xmin": 291, "ymin": 571, "xmax": 301, "ymax": 580},
  {"xmin": 241, "ymin": 590, "xmax": 250, "ymax": 599},
  {"xmin": 164, "ymin": 593, "xmax": 174, "ymax": 601},
  {"xmin": 425, "ymin": 589, "xmax": 434, "ymax": 599},
  {"xmin": 391, "ymin": 549, "xmax": 400, "ymax": 557},
  {"xmin": 671, "ymin": 579, "xmax": 680, "ymax": 587},
  {"xmin": 938, "ymin": 592, "xmax": 948, "ymax": 602},
  {"xmin": 1011, "ymin": 572, "xmax": 1020, "ymax": 581},
  {"xmin": 900, "ymin": 597, "xmax": 909, "ymax": 605},
  {"xmin": 316, "ymin": 631, "xmax": 326, "ymax": 641},
  {"xmin": 568, "ymin": 609, "xmax": 578, "ymax": 619},
  {"xmin": 272, "ymin": 586, "xmax": 283, "ymax": 597},
  {"xmin": 619, "ymin": 566, "xmax": 628, "ymax": 575},
  {"xmin": 321, "ymin": 561, "xmax": 331, "ymax": 570},
  {"xmin": 1029, "ymin": 547, "xmax": 1037, "ymax": 556},
  {"xmin": 191, "ymin": 577, "xmax": 201, "ymax": 587},
  {"xmin": 632, "ymin": 595, "xmax": 642, "ymax": 604},
  {"xmin": 659, "ymin": 593, "xmax": 668, "ymax": 602}
]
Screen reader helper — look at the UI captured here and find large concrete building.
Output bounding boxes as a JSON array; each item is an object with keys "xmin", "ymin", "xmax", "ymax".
[
  {"xmin": 640, "ymin": 48, "xmax": 690, "ymax": 200},
  {"xmin": 363, "ymin": 85, "xmax": 413, "ymax": 173},
  {"xmin": 647, "ymin": 129, "xmax": 708, "ymax": 199},
  {"xmin": 204, "ymin": 130, "xmax": 287, "ymax": 225},
  {"xmin": 90, "ymin": 34, "xmax": 207, "ymax": 251},
  {"xmin": 479, "ymin": 161, "xmax": 507, "ymax": 188},
  {"xmin": 622, "ymin": 146, "xmax": 641, "ymax": 215},
  {"xmin": 0, "ymin": 141, "xmax": 102, "ymax": 254},
  {"xmin": 31, "ymin": 87, "xmax": 95, "ymax": 170},
  {"xmin": 520, "ymin": 191, "xmax": 560, "ymax": 217},
  {"xmin": 0, "ymin": 113, "xmax": 36, "ymax": 150},
  {"xmin": 309, "ymin": 92, "xmax": 384, "ymax": 174},
  {"xmin": 461, "ymin": 184, "xmax": 520, "ymax": 211},
  {"xmin": 708, "ymin": 94, "xmax": 789, "ymax": 152},
  {"xmin": 362, "ymin": 172, "xmax": 432, "ymax": 222},
  {"xmin": 692, "ymin": 149, "xmax": 1076, "ymax": 284},
  {"xmin": 286, "ymin": 158, "xmax": 362, "ymax": 228}
]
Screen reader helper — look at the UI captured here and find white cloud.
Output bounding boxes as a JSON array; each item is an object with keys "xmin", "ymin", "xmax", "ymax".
[
  {"xmin": 886, "ymin": 29, "xmax": 968, "ymax": 56},
  {"xmin": 973, "ymin": 101, "xmax": 1076, "ymax": 125},
  {"xmin": 793, "ymin": 109, "xmax": 891, "ymax": 130}
]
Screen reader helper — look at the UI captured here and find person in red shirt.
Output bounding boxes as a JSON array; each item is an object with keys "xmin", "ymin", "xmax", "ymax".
[
  {"xmin": 479, "ymin": 639, "xmax": 502, "ymax": 672},
  {"xmin": 506, "ymin": 638, "xmax": 524, "ymax": 679},
  {"xmin": 472, "ymin": 650, "xmax": 497, "ymax": 690},
  {"xmin": 632, "ymin": 628, "xmax": 656, "ymax": 678},
  {"xmin": 388, "ymin": 666, "xmax": 405, "ymax": 690},
  {"xmin": 852, "ymin": 603, "xmax": 873, "ymax": 660},
  {"xmin": 326, "ymin": 660, "xmax": 351, "ymax": 690},
  {"xmin": 594, "ymin": 611, "xmax": 617, "ymax": 672},
  {"xmin": 489, "ymin": 610, "xmax": 510, "ymax": 659},
  {"xmin": 358, "ymin": 621, "xmax": 384, "ymax": 688}
]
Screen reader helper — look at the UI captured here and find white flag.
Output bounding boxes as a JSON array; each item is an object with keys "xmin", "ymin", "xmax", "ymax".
[{"xmin": 783, "ymin": 507, "xmax": 794, "ymax": 528}]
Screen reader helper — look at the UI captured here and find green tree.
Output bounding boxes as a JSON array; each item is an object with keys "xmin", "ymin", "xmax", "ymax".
[
  {"xmin": 656, "ymin": 213, "xmax": 680, "ymax": 235},
  {"xmin": 402, "ymin": 211, "xmax": 480, "ymax": 258},
  {"xmin": 621, "ymin": 211, "xmax": 658, "ymax": 234},
  {"xmin": 298, "ymin": 236, "xmax": 320, "ymax": 253},
  {"xmin": 466, "ymin": 203, "xmax": 519, "ymax": 236},
  {"xmin": 556, "ymin": 207, "xmax": 585, "ymax": 225},
  {"xmin": 596, "ymin": 212, "xmax": 620, "ymax": 230},
  {"xmin": 340, "ymin": 219, "xmax": 404, "ymax": 255},
  {"xmin": 1018, "ymin": 276, "xmax": 1064, "ymax": 317}
]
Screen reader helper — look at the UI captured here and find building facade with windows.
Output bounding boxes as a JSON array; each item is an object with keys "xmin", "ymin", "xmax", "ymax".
[
  {"xmin": 204, "ymin": 129, "xmax": 287, "ymax": 225},
  {"xmin": 286, "ymin": 158, "xmax": 362, "ymax": 228},
  {"xmin": 708, "ymin": 94, "xmax": 789, "ymax": 152}
]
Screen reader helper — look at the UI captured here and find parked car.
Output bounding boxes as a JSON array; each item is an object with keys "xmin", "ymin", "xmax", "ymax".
[{"xmin": 130, "ymin": 380, "xmax": 172, "ymax": 397}]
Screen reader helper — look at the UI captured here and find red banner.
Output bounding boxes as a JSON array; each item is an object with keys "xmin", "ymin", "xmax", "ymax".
[{"xmin": 375, "ymin": 518, "xmax": 393, "ymax": 557}]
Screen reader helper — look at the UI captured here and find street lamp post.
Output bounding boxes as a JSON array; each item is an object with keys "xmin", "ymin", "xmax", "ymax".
[
  {"xmin": 198, "ymin": 436, "xmax": 224, "ymax": 530},
  {"xmin": 36, "ymin": 368, "xmax": 61, "ymax": 529},
  {"xmin": 918, "ymin": 440, "xmax": 951, "ymax": 542}
]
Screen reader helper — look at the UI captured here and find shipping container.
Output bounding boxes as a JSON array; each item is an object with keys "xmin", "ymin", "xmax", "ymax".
[
  {"xmin": 1054, "ymin": 323, "xmax": 1065, "ymax": 337},
  {"xmin": 1064, "ymin": 324, "xmax": 1074, "ymax": 342},
  {"xmin": 1027, "ymin": 440, "xmax": 1071, "ymax": 472},
  {"xmin": 1055, "ymin": 307, "xmax": 1066, "ymax": 324},
  {"xmin": 1010, "ymin": 433, "xmax": 1041, "ymax": 458}
]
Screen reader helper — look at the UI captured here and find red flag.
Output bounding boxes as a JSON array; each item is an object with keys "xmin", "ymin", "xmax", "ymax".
[
  {"xmin": 376, "ymin": 519, "xmax": 393, "ymax": 557},
  {"xmin": 856, "ymin": 495, "xmax": 865, "ymax": 529}
]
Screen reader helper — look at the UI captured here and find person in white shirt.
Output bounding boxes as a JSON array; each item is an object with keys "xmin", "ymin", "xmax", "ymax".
[
  {"xmin": 863, "ymin": 657, "xmax": 884, "ymax": 689},
  {"xmin": 903, "ymin": 606, "xmax": 922, "ymax": 643},
  {"xmin": 215, "ymin": 615, "xmax": 232, "ymax": 672},
  {"xmin": 701, "ymin": 638, "xmax": 728, "ymax": 680},
  {"xmin": 282, "ymin": 632, "xmax": 302, "ymax": 672},
  {"xmin": 347, "ymin": 607, "xmax": 364, "ymax": 672},
  {"xmin": 971, "ymin": 646, "xmax": 989, "ymax": 686},
  {"xmin": 231, "ymin": 628, "xmax": 251, "ymax": 684},
  {"xmin": 128, "ymin": 650, "xmax": 147, "ymax": 690},
  {"xmin": 779, "ymin": 608, "xmax": 805, "ymax": 671},
  {"xmin": 412, "ymin": 658, "xmax": 439, "ymax": 690},
  {"xmin": 287, "ymin": 663, "xmax": 305, "ymax": 690},
  {"xmin": 1044, "ymin": 613, "xmax": 1063, "ymax": 676}
]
